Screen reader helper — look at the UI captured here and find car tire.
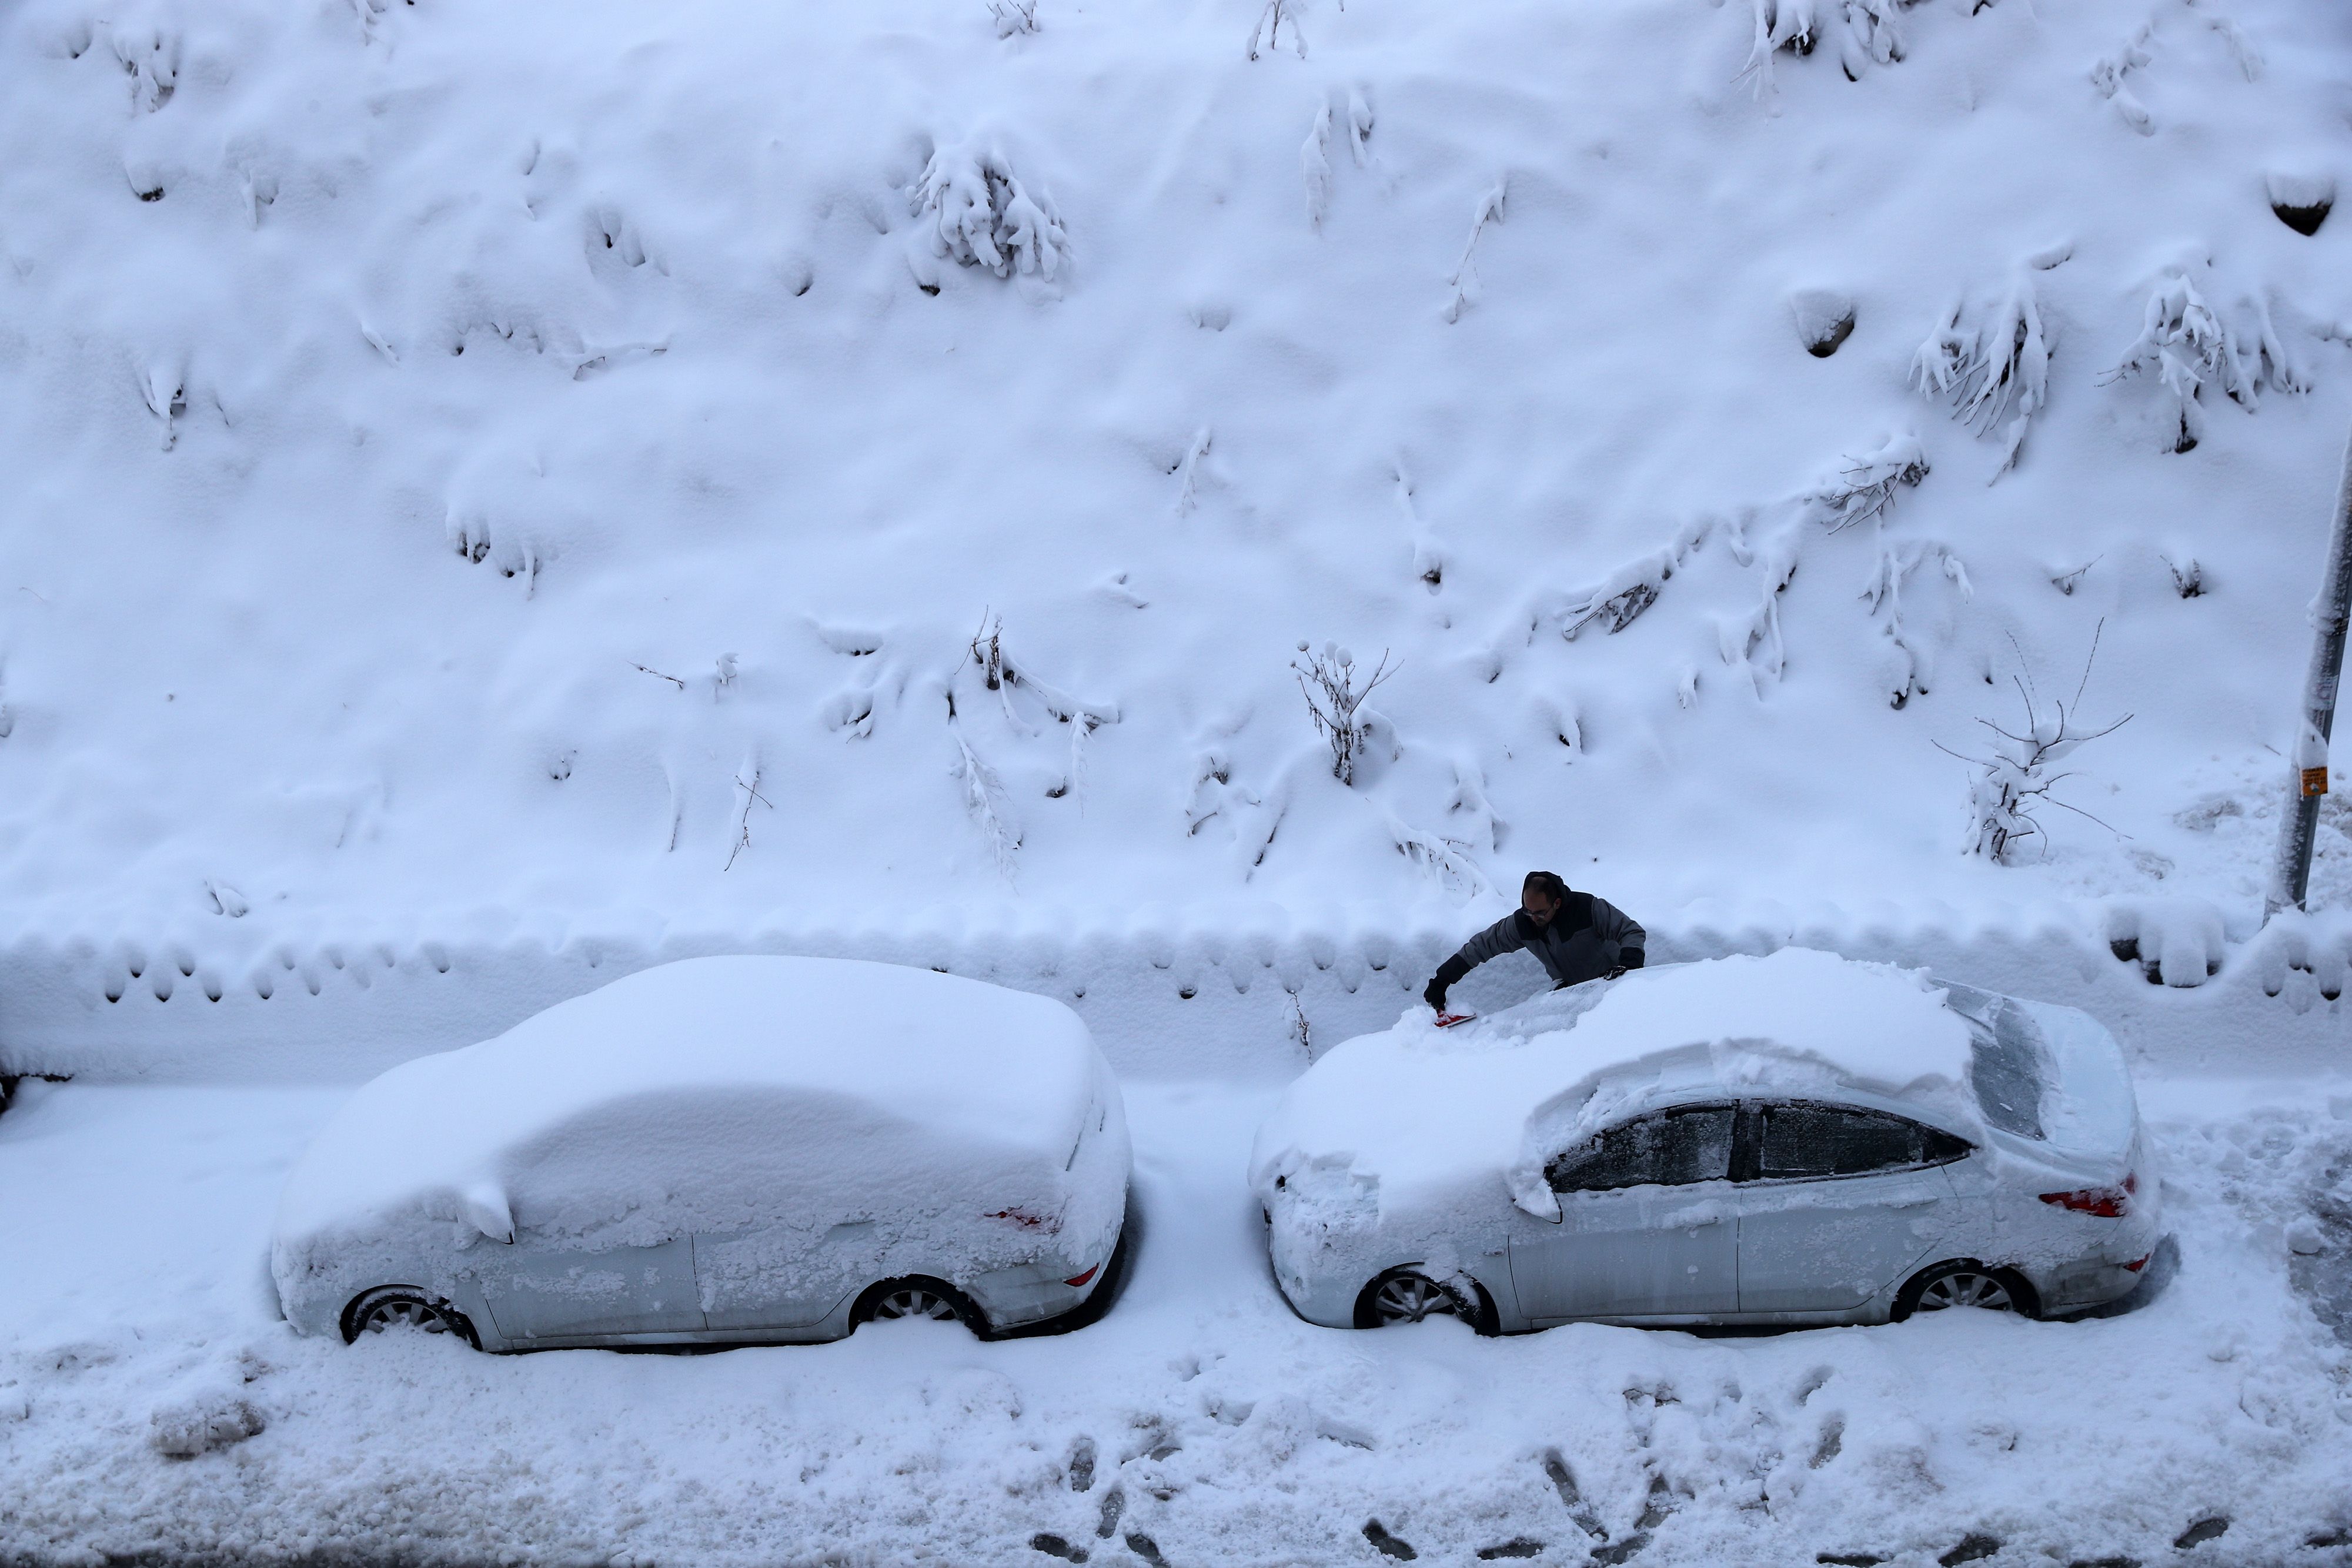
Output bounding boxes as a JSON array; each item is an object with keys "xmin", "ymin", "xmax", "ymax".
[
  {"xmin": 1891, "ymin": 1260, "xmax": 2040, "ymax": 1322},
  {"xmin": 1354, "ymin": 1268, "xmax": 1497, "ymax": 1335},
  {"xmin": 851, "ymin": 1277, "xmax": 982, "ymax": 1335},
  {"xmin": 340, "ymin": 1286, "xmax": 483, "ymax": 1348}
]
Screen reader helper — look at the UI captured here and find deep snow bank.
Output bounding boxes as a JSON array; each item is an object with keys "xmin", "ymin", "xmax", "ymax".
[{"xmin": 0, "ymin": 0, "xmax": 2349, "ymax": 985}]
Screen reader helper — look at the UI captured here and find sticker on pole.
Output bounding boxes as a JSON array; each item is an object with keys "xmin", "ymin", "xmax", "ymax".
[{"xmin": 2304, "ymin": 767, "xmax": 2330, "ymax": 798}]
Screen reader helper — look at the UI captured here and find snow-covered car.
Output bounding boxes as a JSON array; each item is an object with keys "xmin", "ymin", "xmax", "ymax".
[
  {"xmin": 1249, "ymin": 949, "xmax": 2159, "ymax": 1333},
  {"xmin": 272, "ymin": 956, "xmax": 1131, "ymax": 1350}
]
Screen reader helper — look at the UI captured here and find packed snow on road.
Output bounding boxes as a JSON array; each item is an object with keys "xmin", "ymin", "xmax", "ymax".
[{"xmin": 2, "ymin": 0, "xmax": 2351, "ymax": 1560}]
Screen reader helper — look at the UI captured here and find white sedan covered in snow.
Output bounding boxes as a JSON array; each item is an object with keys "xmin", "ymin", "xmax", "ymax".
[
  {"xmin": 1250, "ymin": 950, "xmax": 2159, "ymax": 1333},
  {"xmin": 273, "ymin": 956, "xmax": 1131, "ymax": 1350}
]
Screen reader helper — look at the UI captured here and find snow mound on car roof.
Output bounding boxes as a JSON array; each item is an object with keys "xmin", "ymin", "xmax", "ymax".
[
  {"xmin": 1250, "ymin": 948, "xmax": 1976, "ymax": 1220},
  {"xmin": 275, "ymin": 955, "xmax": 1102, "ymax": 1248}
]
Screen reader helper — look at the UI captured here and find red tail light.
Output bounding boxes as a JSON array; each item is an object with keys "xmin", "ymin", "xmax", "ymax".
[
  {"xmin": 2040, "ymin": 1172, "xmax": 2136, "ymax": 1218},
  {"xmin": 1063, "ymin": 1265, "xmax": 1099, "ymax": 1288}
]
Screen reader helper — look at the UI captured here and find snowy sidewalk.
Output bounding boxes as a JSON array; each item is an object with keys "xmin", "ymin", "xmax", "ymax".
[{"xmin": 1, "ymin": 1077, "xmax": 2348, "ymax": 1567}]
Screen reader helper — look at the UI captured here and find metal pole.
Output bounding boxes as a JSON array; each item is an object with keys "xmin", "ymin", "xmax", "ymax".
[{"xmin": 2267, "ymin": 418, "xmax": 2352, "ymax": 916}]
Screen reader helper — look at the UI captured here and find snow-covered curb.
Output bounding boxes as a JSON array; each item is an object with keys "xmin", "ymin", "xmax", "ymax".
[{"xmin": 4, "ymin": 900, "xmax": 2344, "ymax": 1084}]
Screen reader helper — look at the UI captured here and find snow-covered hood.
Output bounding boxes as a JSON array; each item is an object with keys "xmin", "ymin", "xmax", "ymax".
[{"xmin": 1250, "ymin": 950, "xmax": 1983, "ymax": 1222}]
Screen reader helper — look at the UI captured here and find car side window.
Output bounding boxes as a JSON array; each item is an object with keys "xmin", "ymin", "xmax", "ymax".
[
  {"xmin": 1547, "ymin": 1105, "xmax": 1736, "ymax": 1193},
  {"xmin": 1753, "ymin": 1102, "xmax": 1966, "ymax": 1179}
]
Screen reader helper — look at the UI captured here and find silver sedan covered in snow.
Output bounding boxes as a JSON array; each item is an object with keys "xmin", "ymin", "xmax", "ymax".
[
  {"xmin": 1250, "ymin": 950, "xmax": 2158, "ymax": 1332},
  {"xmin": 273, "ymin": 955, "xmax": 1131, "ymax": 1350}
]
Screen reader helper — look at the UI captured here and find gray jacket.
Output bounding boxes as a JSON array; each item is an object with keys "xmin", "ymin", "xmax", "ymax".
[{"xmin": 1431, "ymin": 894, "xmax": 1646, "ymax": 998}]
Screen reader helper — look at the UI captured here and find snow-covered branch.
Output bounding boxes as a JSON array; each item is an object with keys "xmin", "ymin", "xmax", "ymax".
[
  {"xmin": 1545, "ymin": 517, "xmax": 1714, "ymax": 643},
  {"xmin": 1862, "ymin": 539, "xmax": 1970, "ymax": 709},
  {"xmin": 1808, "ymin": 433, "xmax": 1928, "ymax": 533},
  {"xmin": 1442, "ymin": 178, "xmax": 1506, "ymax": 324},
  {"xmin": 952, "ymin": 732, "xmax": 1020, "ymax": 878}
]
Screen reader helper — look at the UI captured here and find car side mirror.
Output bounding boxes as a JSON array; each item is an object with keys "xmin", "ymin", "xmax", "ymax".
[
  {"xmin": 1506, "ymin": 1167, "xmax": 1563, "ymax": 1223},
  {"xmin": 462, "ymin": 1183, "xmax": 514, "ymax": 1245}
]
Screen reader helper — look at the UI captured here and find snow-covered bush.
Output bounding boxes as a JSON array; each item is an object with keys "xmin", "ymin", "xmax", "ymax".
[
  {"xmin": 1912, "ymin": 260, "xmax": 2057, "ymax": 478},
  {"xmin": 1743, "ymin": 0, "xmax": 1909, "ymax": 92},
  {"xmin": 109, "ymin": 24, "xmax": 178, "ymax": 115},
  {"xmin": 909, "ymin": 138, "xmax": 1069, "ymax": 282},
  {"xmin": 1292, "ymin": 643, "xmax": 1395, "ymax": 787},
  {"xmin": 2096, "ymin": 269, "xmax": 2302, "ymax": 453},
  {"xmin": 1808, "ymin": 433, "xmax": 1927, "ymax": 532},
  {"xmin": 987, "ymin": 0, "xmax": 1038, "ymax": 38},
  {"xmin": 957, "ymin": 616, "xmax": 1119, "ymax": 814},
  {"xmin": 1835, "ymin": 0, "xmax": 1906, "ymax": 80},
  {"xmin": 1247, "ymin": 0, "xmax": 1308, "ymax": 61},
  {"xmin": 1939, "ymin": 633, "xmax": 2131, "ymax": 864}
]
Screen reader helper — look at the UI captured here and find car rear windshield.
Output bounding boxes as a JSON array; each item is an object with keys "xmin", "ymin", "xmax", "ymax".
[{"xmin": 1941, "ymin": 983, "xmax": 2048, "ymax": 1139}]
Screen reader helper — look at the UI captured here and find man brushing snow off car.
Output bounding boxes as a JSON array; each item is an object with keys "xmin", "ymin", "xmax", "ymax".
[{"xmin": 1424, "ymin": 871, "xmax": 1646, "ymax": 1018}]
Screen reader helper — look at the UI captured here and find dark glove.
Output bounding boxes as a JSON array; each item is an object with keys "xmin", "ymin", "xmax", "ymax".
[
  {"xmin": 1618, "ymin": 948, "xmax": 1645, "ymax": 970},
  {"xmin": 1423, "ymin": 955, "xmax": 1471, "ymax": 1012}
]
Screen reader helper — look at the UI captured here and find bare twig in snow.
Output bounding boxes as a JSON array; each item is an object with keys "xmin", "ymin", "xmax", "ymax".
[
  {"xmin": 1302, "ymin": 102, "xmax": 1334, "ymax": 227},
  {"xmin": 1293, "ymin": 642, "xmax": 1396, "ymax": 785},
  {"xmin": 1442, "ymin": 179, "xmax": 1507, "ymax": 323},
  {"xmin": 724, "ymin": 768, "xmax": 773, "ymax": 871},
  {"xmin": 1394, "ymin": 459, "xmax": 1444, "ymax": 591},
  {"xmin": 631, "ymin": 662, "xmax": 687, "ymax": 689},
  {"xmin": 1938, "ymin": 625, "xmax": 2133, "ymax": 862},
  {"xmin": 1173, "ymin": 427, "xmax": 1212, "ymax": 515}
]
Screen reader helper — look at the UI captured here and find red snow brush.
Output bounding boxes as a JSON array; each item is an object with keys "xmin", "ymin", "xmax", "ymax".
[{"xmin": 1433, "ymin": 1012, "xmax": 1477, "ymax": 1029}]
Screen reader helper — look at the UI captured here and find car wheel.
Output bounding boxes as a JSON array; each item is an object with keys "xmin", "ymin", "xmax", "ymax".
[
  {"xmin": 853, "ymin": 1278, "xmax": 980, "ymax": 1333},
  {"xmin": 1355, "ymin": 1268, "xmax": 1495, "ymax": 1333},
  {"xmin": 1893, "ymin": 1261, "xmax": 2038, "ymax": 1322},
  {"xmin": 340, "ymin": 1286, "xmax": 482, "ymax": 1348}
]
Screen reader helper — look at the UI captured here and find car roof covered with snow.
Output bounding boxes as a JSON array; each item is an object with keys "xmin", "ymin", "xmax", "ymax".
[
  {"xmin": 1250, "ymin": 949, "xmax": 1984, "ymax": 1219},
  {"xmin": 276, "ymin": 955, "xmax": 1105, "ymax": 1242}
]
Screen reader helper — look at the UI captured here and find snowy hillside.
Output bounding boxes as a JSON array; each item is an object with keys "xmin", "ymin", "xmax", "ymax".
[{"xmin": 2, "ymin": 0, "xmax": 2351, "ymax": 1065}]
